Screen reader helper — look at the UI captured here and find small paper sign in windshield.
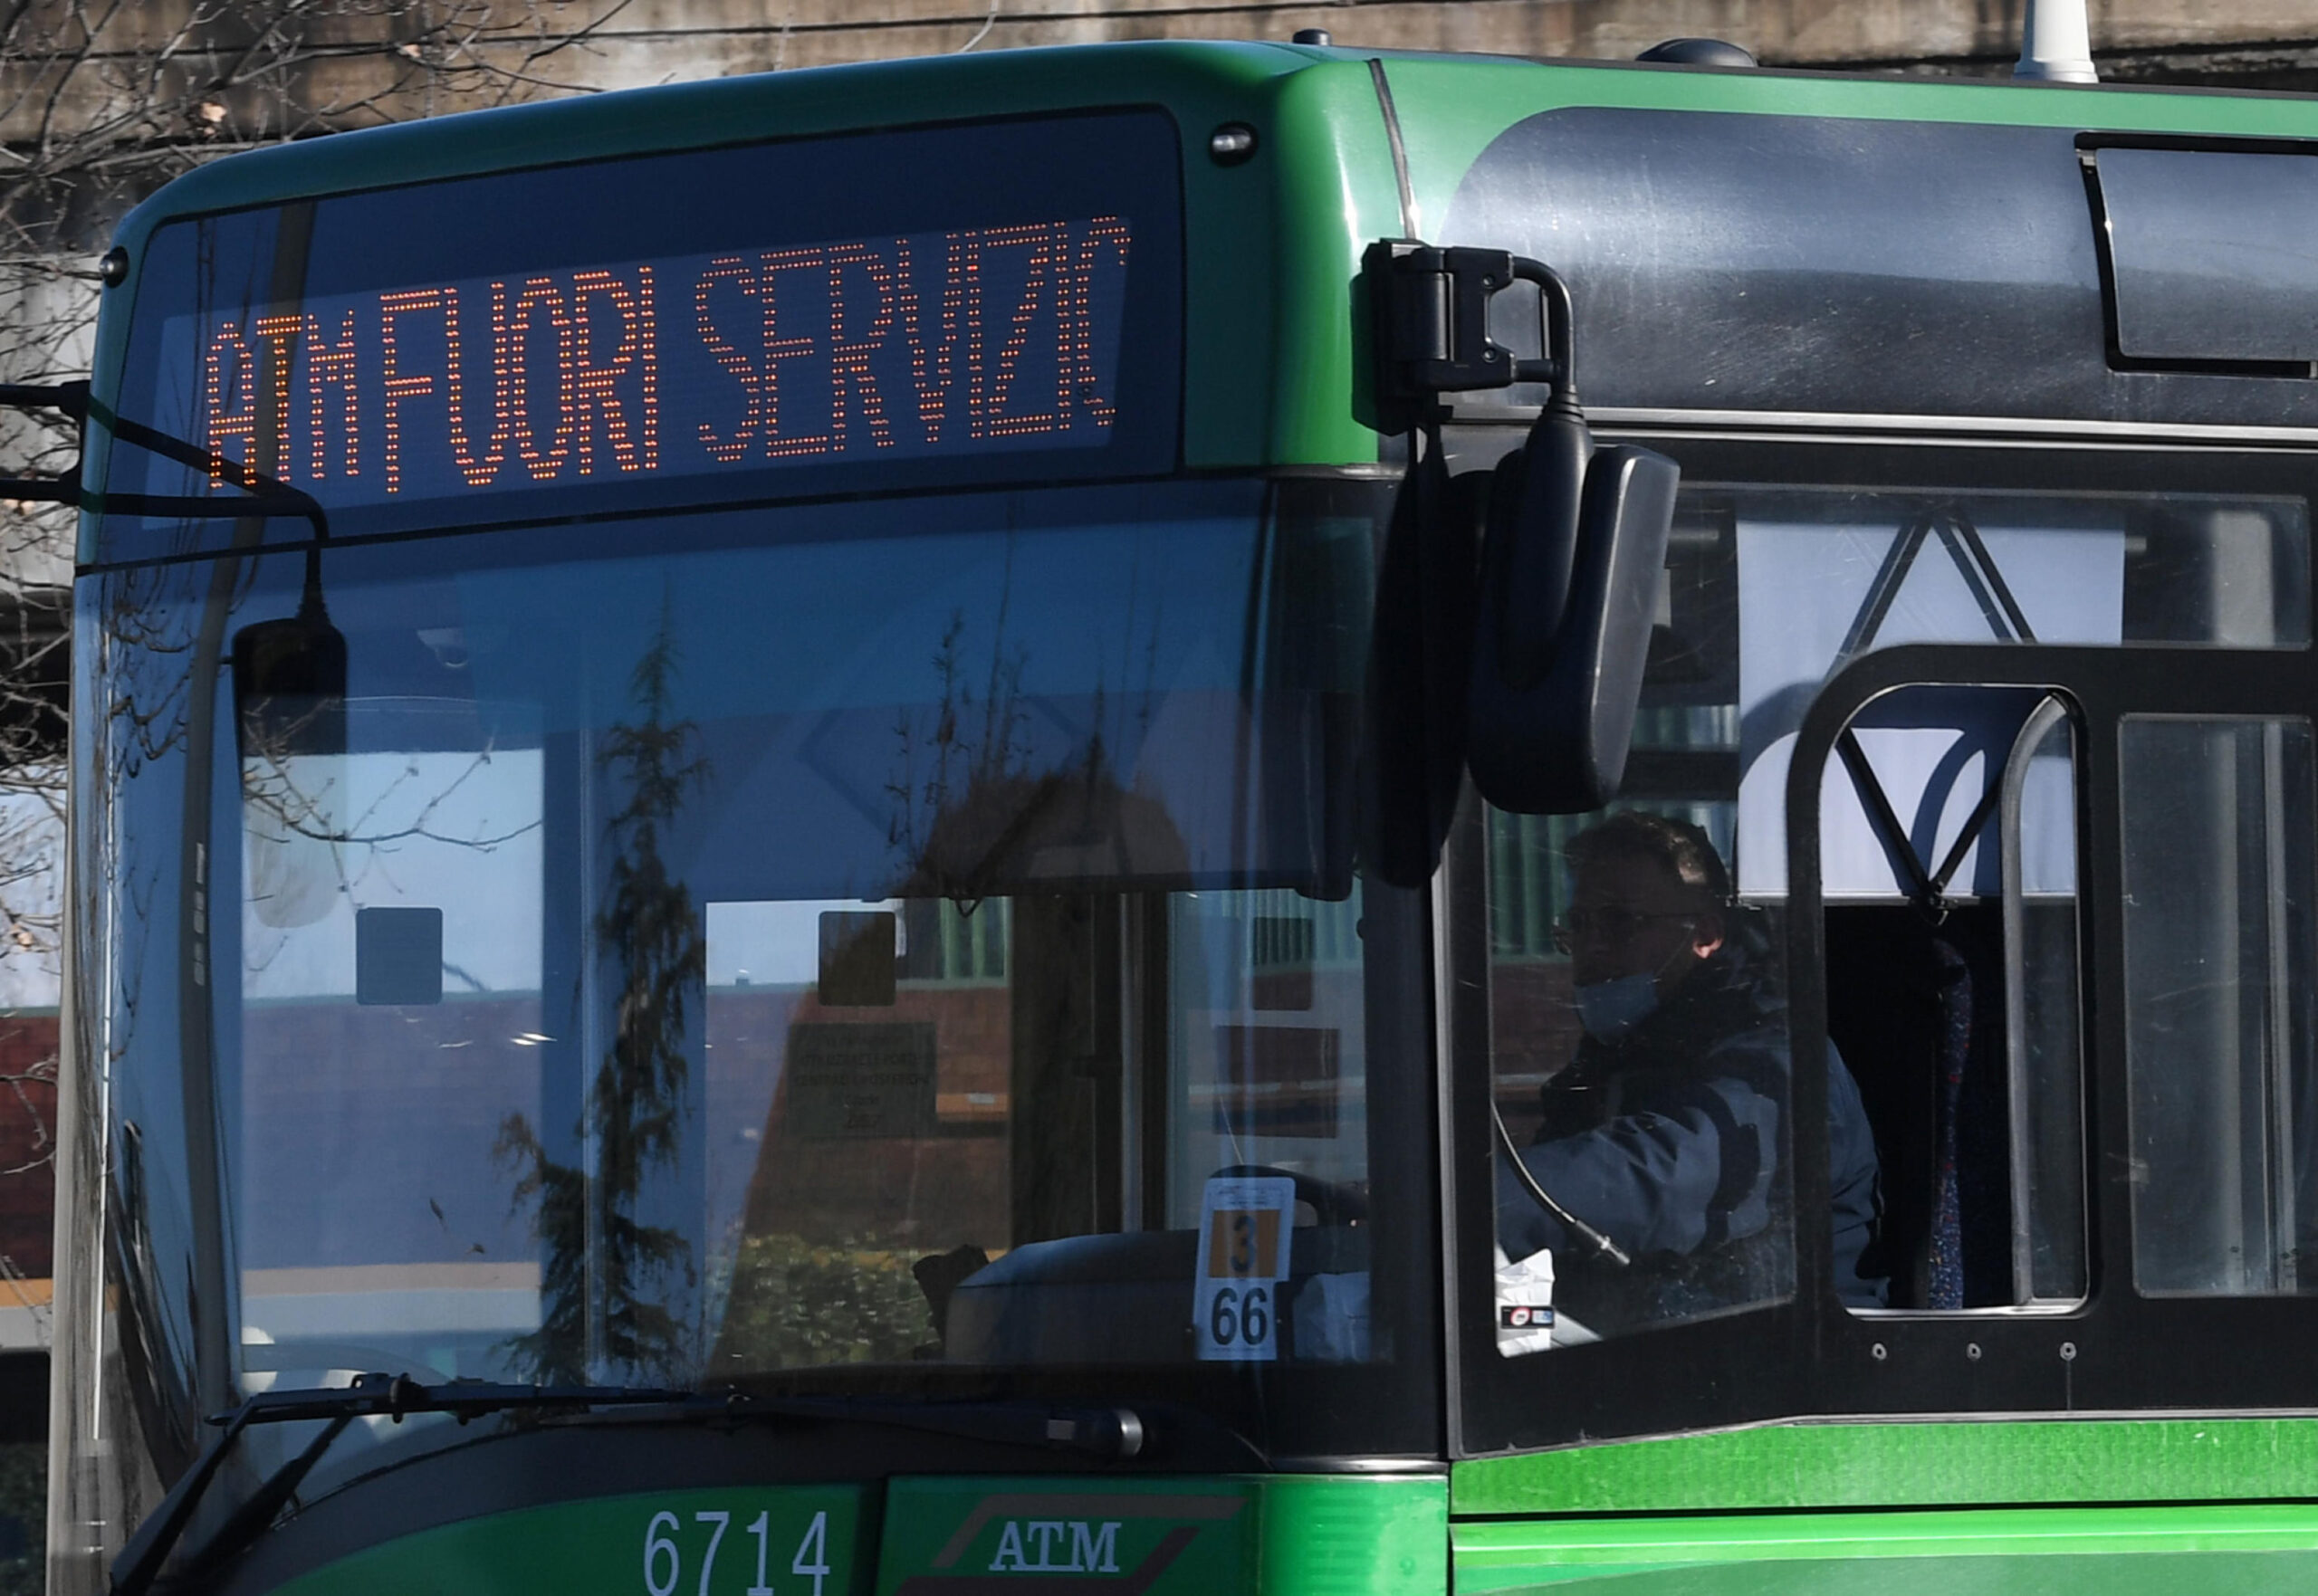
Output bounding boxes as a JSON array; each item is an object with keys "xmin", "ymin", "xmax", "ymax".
[{"xmin": 1193, "ymin": 1175, "xmax": 1296, "ymax": 1362}]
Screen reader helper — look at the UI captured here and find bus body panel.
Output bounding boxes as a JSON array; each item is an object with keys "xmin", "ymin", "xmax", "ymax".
[
  {"xmin": 249, "ymin": 1475, "xmax": 1449, "ymax": 1596},
  {"xmin": 876, "ymin": 1475, "xmax": 1445, "ymax": 1596},
  {"xmin": 258, "ymin": 1484, "xmax": 874, "ymax": 1596}
]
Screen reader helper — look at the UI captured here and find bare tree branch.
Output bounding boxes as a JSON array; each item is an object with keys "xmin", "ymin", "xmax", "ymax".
[{"xmin": 0, "ymin": 0, "xmax": 627, "ymax": 1257}]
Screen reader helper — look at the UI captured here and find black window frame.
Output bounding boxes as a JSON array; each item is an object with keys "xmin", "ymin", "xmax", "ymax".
[{"xmin": 1451, "ymin": 434, "xmax": 2318, "ymax": 1455}]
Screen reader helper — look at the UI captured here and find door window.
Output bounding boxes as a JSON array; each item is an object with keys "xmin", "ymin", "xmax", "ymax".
[
  {"xmin": 2121, "ymin": 714, "xmax": 2318, "ymax": 1295},
  {"xmin": 1815, "ymin": 688, "xmax": 2087, "ymax": 1311}
]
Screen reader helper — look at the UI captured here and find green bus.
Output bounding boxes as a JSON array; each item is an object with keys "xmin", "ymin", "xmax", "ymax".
[{"xmin": 41, "ymin": 26, "xmax": 2318, "ymax": 1596}]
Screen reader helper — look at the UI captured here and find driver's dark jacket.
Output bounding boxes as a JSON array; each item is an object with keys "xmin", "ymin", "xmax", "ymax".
[{"xmin": 1497, "ymin": 940, "xmax": 1886, "ymax": 1332}]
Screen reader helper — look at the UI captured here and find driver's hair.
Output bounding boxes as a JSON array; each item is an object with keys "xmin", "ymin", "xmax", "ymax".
[{"xmin": 1566, "ymin": 811, "xmax": 1732, "ymax": 906}]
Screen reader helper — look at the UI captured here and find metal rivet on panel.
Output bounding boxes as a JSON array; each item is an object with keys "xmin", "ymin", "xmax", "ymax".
[{"xmin": 1208, "ymin": 124, "xmax": 1258, "ymax": 166}]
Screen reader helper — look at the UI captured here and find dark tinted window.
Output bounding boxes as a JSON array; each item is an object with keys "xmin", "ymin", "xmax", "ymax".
[
  {"xmin": 2096, "ymin": 146, "xmax": 2318, "ymax": 364},
  {"xmin": 1461, "ymin": 437, "xmax": 2318, "ymax": 1450}
]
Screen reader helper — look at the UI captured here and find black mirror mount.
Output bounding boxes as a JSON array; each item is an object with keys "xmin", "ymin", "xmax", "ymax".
[
  {"xmin": 1364, "ymin": 241, "xmax": 1570, "ymax": 434},
  {"xmin": 1362, "ymin": 238, "xmax": 1681, "ymax": 827}
]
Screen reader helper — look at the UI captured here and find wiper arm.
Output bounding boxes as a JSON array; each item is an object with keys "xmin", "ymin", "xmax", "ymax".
[
  {"xmin": 111, "ymin": 1372, "xmax": 684, "ymax": 1596},
  {"xmin": 496, "ymin": 1388, "xmax": 1266, "ymax": 1470},
  {"xmin": 700, "ymin": 1393, "xmax": 1150, "ymax": 1461}
]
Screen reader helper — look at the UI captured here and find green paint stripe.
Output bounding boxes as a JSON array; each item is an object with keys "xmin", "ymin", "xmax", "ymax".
[
  {"xmin": 1461, "ymin": 1564, "xmax": 1681, "ymax": 1591},
  {"xmin": 1451, "ymin": 1502, "xmax": 2318, "ymax": 1591},
  {"xmin": 1455, "ymin": 1502, "xmax": 2318, "ymax": 1560},
  {"xmin": 1451, "ymin": 1417, "xmax": 2318, "ymax": 1515}
]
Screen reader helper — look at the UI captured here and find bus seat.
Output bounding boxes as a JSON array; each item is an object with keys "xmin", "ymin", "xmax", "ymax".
[{"xmin": 1827, "ymin": 905, "xmax": 2016, "ymax": 1309}]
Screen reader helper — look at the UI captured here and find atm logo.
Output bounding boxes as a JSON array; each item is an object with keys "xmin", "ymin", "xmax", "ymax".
[
  {"xmin": 987, "ymin": 1520, "xmax": 1119, "ymax": 1572},
  {"xmin": 895, "ymin": 1492, "xmax": 1244, "ymax": 1594}
]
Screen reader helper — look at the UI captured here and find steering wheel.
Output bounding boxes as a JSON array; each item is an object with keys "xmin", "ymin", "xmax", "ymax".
[{"xmin": 1210, "ymin": 1164, "xmax": 1369, "ymax": 1228}]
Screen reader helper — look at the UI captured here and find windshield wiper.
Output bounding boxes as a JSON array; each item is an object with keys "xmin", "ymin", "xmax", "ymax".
[
  {"xmin": 654, "ymin": 1391, "xmax": 1154, "ymax": 1462},
  {"xmin": 117, "ymin": 1381, "xmax": 1217, "ymax": 1594},
  {"xmin": 695, "ymin": 1392, "xmax": 1273, "ymax": 1473},
  {"xmin": 111, "ymin": 1372, "xmax": 684, "ymax": 1596}
]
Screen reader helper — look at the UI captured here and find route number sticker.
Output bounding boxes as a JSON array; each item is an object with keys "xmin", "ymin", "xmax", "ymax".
[{"xmin": 1193, "ymin": 1175, "xmax": 1296, "ymax": 1361}]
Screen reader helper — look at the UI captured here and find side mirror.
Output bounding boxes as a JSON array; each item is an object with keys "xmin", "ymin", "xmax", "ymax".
[
  {"xmin": 231, "ymin": 565, "xmax": 347, "ymax": 762},
  {"xmin": 1359, "ymin": 238, "xmax": 1680, "ymax": 818},
  {"xmin": 1466, "ymin": 431, "xmax": 1678, "ymax": 814},
  {"xmin": 233, "ymin": 571, "xmax": 350, "ymax": 931},
  {"xmin": 1358, "ymin": 445, "xmax": 1487, "ymax": 888}
]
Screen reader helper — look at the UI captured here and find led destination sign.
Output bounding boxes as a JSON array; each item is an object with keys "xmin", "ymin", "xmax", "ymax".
[
  {"xmin": 177, "ymin": 216, "xmax": 1134, "ymax": 505},
  {"xmin": 104, "ymin": 111, "xmax": 1183, "ymax": 552}
]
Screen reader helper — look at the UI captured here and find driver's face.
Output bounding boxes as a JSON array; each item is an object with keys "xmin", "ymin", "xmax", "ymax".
[{"xmin": 1566, "ymin": 854, "xmax": 1723, "ymax": 989}]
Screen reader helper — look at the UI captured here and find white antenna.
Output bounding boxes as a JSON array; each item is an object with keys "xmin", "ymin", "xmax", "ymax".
[{"xmin": 2015, "ymin": 0, "xmax": 2097, "ymax": 83}]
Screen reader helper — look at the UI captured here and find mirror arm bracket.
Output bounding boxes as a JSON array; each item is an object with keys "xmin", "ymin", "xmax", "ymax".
[{"xmin": 1365, "ymin": 242, "xmax": 1572, "ymax": 425}]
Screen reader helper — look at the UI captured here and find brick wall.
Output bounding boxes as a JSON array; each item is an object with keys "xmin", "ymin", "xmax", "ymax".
[{"xmin": 0, "ymin": 1017, "xmax": 53, "ymax": 1283}]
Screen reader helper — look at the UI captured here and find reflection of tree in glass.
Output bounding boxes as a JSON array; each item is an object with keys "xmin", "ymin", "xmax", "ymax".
[
  {"xmin": 712, "ymin": 1234, "xmax": 931, "ymax": 1371},
  {"xmin": 496, "ymin": 607, "xmax": 706, "ymax": 1384},
  {"xmin": 237, "ymin": 714, "xmax": 541, "ymax": 936},
  {"xmin": 883, "ymin": 534, "xmax": 1177, "ymax": 902},
  {"xmin": 885, "ymin": 596, "xmax": 1033, "ymax": 903}
]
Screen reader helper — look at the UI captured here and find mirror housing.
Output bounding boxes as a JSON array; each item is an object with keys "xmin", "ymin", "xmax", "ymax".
[
  {"xmin": 1359, "ymin": 236, "xmax": 1680, "ymax": 817},
  {"xmin": 1359, "ymin": 444, "xmax": 1488, "ymax": 887},
  {"xmin": 1467, "ymin": 440, "xmax": 1679, "ymax": 814},
  {"xmin": 1487, "ymin": 395, "xmax": 1594, "ymax": 690},
  {"xmin": 231, "ymin": 598, "xmax": 347, "ymax": 761}
]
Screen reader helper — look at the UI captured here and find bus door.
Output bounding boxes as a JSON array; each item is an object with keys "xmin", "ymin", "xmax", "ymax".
[
  {"xmin": 1789, "ymin": 654, "xmax": 2091, "ymax": 1324},
  {"xmin": 1775, "ymin": 475, "xmax": 2318, "ymax": 1416}
]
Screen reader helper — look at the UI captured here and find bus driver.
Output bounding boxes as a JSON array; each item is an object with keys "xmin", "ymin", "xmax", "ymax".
[{"xmin": 1498, "ymin": 812, "xmax": 1887, "ymax": 1337}]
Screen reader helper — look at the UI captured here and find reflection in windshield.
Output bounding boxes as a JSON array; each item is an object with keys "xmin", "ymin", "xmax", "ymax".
[
  {"xmin": 495, "ymin": 608, "xmax": 708, "ymax": 1385},
  {"xmin": 81, "ymin": 479, "xmax": 1406, "ymax": 1487}
]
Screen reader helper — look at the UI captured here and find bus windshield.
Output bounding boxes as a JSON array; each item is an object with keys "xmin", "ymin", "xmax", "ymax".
[{"xmin": 84, "ymin": 477, "xmax": 1428, "ymax": 1462}]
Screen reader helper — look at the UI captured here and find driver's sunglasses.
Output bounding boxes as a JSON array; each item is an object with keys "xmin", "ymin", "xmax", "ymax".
[{"xmin": 1553, "ymin": 908, "xmax": 1694, "ymax": 953}]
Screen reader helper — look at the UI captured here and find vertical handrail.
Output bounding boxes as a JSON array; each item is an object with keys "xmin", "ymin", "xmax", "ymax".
[
  {"xmin": 2262, "ymin": 722, "xmax": 2297, "ymax": 1290},
  {"xmin": 2000, "ymin": 693, "xmax": 2072, "ymax": 1304}
]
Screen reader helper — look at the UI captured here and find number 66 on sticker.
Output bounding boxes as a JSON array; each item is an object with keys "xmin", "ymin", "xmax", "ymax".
[{"xmin": 1193, "ymin": 1175, "xmax": 1296, "ymax": 1362}]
